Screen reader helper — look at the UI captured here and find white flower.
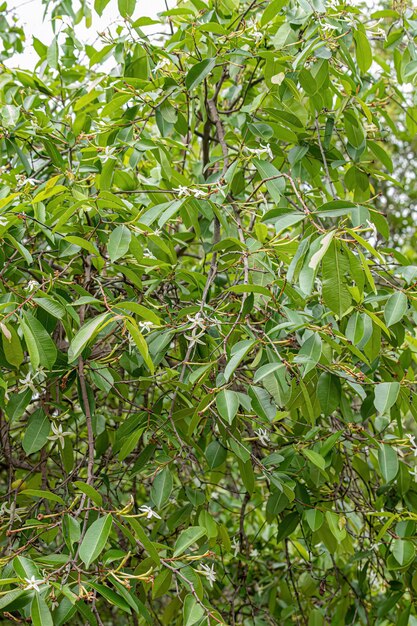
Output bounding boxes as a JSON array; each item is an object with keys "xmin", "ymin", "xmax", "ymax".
[
  {"xmin": 231, "ymin": 537, "xmax": 239, "ymax": 556},
  {"xmin": 18, "ymin": 372, "xmax": 37, "ymax": 393},
  {"xmin": 191, "ymin": 188, "xmax": 207, "ymax": 198},
  {"xmin": 199, "ymin": 563, "xmax": 216, "ymax": 586},
  {"xmin": 139, "ymin": 505, "xmax": 161, "ymax": 520},
  {"xmin": 211, "ymin": 183, "xmax": 225, "ymax": 198},
  {"xmin": 152, "ymin": 57, "xmax": 170, "ymax": 73},
  {"xmin": 255, "ymin": 428, "xmax": 270, "ymax": 447},
  {"xmin": 175, "ymin": 186, "xmax": 191, "ymax": 197},
  {"xmin": 187, "ymin": 312, "xmax": 205, "ymax": 330},
  {"xmin": 184, "ymin": 327, "xmax": 206, "ymax": 347},
  {"xmin": 143, "ymin": 248, "xmax": 154, "ymax": 258},
  {"xmin": 23, "ymin": 576, "xmax": 45, "ymax": 592},
  {"xmin": 365, "ymin": 220, "xmax": 377, "ymax": 239},
  {"xmin": 99, "ymin": 146, "xmax": 116, "ymax": 162},
  {"xmin": 47, "ymin": 422, "xmax": 71, "ymax": 447},
  {"xmin": 247, "ymin": 143, "xmax": 273, "ymax": 159},
  {"xmin": 250, "ymin": 548, "xmax": 259, "ymax": 558},
  {"xmin": 406, "ymin": 434, "xmax": 417, "ymax": 458},
  {"xmin": 138, "ymin": 321, "xmax": 154, "ymax": 332},
  {"xmin": 321, "ymin": 22, "xmax": 335, "ymax": 34},
  {"xmin": 185, "ymin": 312, "xmax": 206, "ymax": 347},
  {"xmin": 25, "ymin": 280, "xmax": 39, "ymax": 292},
  {"xmin": 406, "ymin": 433, "xmax": 416, "ymax": 447},
  {"xmin": 0, "ymin": 216, "xmax": 8, "ymax": 227},
  {"xmin": 0, "ymin": 322, "xmax": 11, "ymax": 341},
  {"xmin": 261, "ymin": 143, "xmax": 273, "ymax": 159},
  {"xmin": 0, "ymin": 502, "xmax": 22, "ymax": 522}
]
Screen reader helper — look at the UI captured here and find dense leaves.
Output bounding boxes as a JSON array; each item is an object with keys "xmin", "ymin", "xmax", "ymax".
[{"xmin": 1, "ymin": 0, "xmax": 417, "ymax": 624}]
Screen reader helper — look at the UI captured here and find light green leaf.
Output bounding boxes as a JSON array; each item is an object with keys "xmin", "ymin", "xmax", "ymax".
[
  {"xmin": 391, "ymin": 539, "xmax": 415, "ymax": 566},
  {"xmin": 384, "ymin": 291, "xmax": 407, "ymax": 327},
  {"xmin": 183, "ymin": 594, "xmax": 205, "ymax": 626},
  {"xmin": 108, "ymin": 225, "xmax": 131, "ymax": 263},
  {"xmin": 325, "ymin": 511, "xmax": 346, "ymax": 541},
  {"xmin": 378, "ymin": 444, "xmax": 399, "ymax": 483},
  {"xmin": 118, "ymin": 0, "xmax": 136, "ymax": 18},
  {"xmin": 22, "ymin": 313, "xmax": 57, "ymax": 370},
  {"xmin": 308, "ymin": 231, "xmax": 335, "ymax": 271},
  {"xmin": 68, "ymin": 313, "xmax": 112, "ymax": 362},
  {"xmin": 125, "ymin": 319, "xmax": 154, "ymax": 373},
  {"xmin": 253, "ymin": 159, "xmax": 285, "ymax": 203},
  {"xmin": 354, "ymin": 28, "xmax": 372, "ymax": 73},
  {"xmin": 374, "ymin": 382, "xmax": 400, "ymax": 415},
  {"xmin": 173, "ymin": 526, "xmax": 207, "ymax": 557},
  {"xmin": 302, "ymin": 449, "xmax": 325, "ymax": 472},
  {"xmin": 216, "ymin": 389, "xmax": 239, "ymax": 425},
  {"xmin": 20, "ymin": 489, "xmax": 65, "ymax": 505},
  {"xmin": 305, "ymin": 509, "xmax": 324, "ymax": 532},
  {"xmin": 33, "ymin": 296, "xmax": 66, "ymax": 319},
  {"xmin": 31, "ymin": 593, "xmax": 53, "ymax": 626},
  {"xmin": 74, "ymin": 481, "xmax": 103, "ymax": 507}
]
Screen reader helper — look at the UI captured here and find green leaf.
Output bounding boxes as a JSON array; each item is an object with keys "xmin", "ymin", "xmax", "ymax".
[
  {"xmin": 308, "ymin": 231, "xmax": 335, "ymax": 271},
  {"xmin": 378, "ymin": 444, "xmax": 399, "ymax": 483},
  {"xmin": 118, "ymin": 0, "xmax": 136, "ymax": 18},
  {"xmin": 183, "ymin": 594, "xmax": 205, "ymax": 626},
  {"xmin": 68, "ymin": 313, "xmax": 112, "ymax": 362},
  {"xmin": 302, "ymin": 449, "xmax": 325, "ymax": 472},
  {"xmin": 305, "ymin": 509, "xmax": 324, "ymax": 532},
  {"xmin": 317, "ymin": 373, "xmax": 340, "ymax": 416},
  {"xmin": 384, "ymin": 291, "xmax": 408, "ymax": 327},
  {"xmin": 87, "ymin": 582, "xmax": 131, "ymax": 614},
  {"xmin": 374, "ymin": 382, "xmax": 400, "ymax": 415},
  {"xmin": 185, "ymin": 58, "xmax": 215, "ymax": 90},
  {"xmin": 391, "ymin": 539, "xmax": 415, "ymax": 566},
  {"xmin": 74, "ymin": 481, "xmax": 103, "ymax": 507},
  {"xmin": 354, "ymin": 28, "xmax": 373, "ymax": 73},
  {"xmin": 21, "ymin": 313, "xmax": 57, "ymax": 370},
  {"xmin": 122, "ymin": 517, "xmax": 160, "ymax": 565},
  {"xmin": 22, "ymin": 409, "xmax": 50, "ymax": 455},
  {"xmin": 114, "ymin": 301, "xmax": 161, "ymax": 325},
  {"xmin": 95, "ymin": 0, "xmax": 112, "ymax": 16},
  {"xmin": 205, "ymin": 440, "xmax": 227, "ymax": 469},
  {"xmin": 224, "ymin": 340, "xmax": 255, "ymax": 382},
  {"xmin": 322, "ymin": 241, "xmax": 351, "ymax": 318},
  {"xmin": 216, "ymin": 389, "xmax": 239, "ymax": 425},
  {"xmin": 33, "ymin": 296, "xmax": 66, "ymax": 319},
  {"xmin": 108, "ymin": 225, "xmax": 131, "ymax": 263},
  {"xmin": 125, "ymin": 319, "xmax": 154, "ymax": 373},
  {"xmin": 31, "ymin": 594, "xmax": 53, "ymax": 626},
  {"xmin": 151, "ymin": 467, "xmax": 173, "ymax": 509},
  {"xmin": 20, "ymin": 489, "xmax": 65, "ymax": 505},
  {"xmin": 173, "ymin": 526, "xmax": 207, "ymax": 557},
  {"xmin": 79, "ymin": 515, "xmax": 113, "ymax": 568},
  {"xmin": 325, "ymin": 511, "xmax": 346, "ymax": 542},
  {"xmin": 253, "ymin": 159, "xmax": 285, "ymax": 203},
  {"xmin": 2, "ymin": 324, "xmax": 24, "ymax": 367}
]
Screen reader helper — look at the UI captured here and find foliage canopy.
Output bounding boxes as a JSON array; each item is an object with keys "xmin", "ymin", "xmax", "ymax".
[{"xmin": 1, "ymin": 0, "xmax": 417, "ymax": 624}]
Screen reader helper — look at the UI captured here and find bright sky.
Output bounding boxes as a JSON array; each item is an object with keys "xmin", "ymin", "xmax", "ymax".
[{"xmin": 7, "ymin": 0, "xmax": 171, "ymax": 68}]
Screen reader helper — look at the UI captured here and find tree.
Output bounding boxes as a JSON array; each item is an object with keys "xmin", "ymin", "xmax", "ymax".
[{"xmin": 1, "ymin": 0, "xmax": 417, "ymax": 623}]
